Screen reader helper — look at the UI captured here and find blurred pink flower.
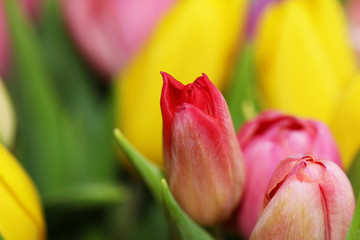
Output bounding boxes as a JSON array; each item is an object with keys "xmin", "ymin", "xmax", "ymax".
[
  {"xmin": 0, "ymin": 0, "xmax": 40, "ymax": 76},
  {"xmin": 347, "ymin": 0, "xmax": 360, "ymax": 63},
  {"xmin": 235, "ymin": 111, "xmax": 342, "ymax": 238},
  {"xmin": 62, "ymin": 0, "xmax": 175, "ymax": 77},
  {"xmin": 0, "ymin": 4, "xmax": 8, "ymax": 75}
]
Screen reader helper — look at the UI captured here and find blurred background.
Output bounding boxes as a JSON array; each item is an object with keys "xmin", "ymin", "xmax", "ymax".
[{"xmin": 0, "ymin": 0, "xmax": 359, "ymax": 239}]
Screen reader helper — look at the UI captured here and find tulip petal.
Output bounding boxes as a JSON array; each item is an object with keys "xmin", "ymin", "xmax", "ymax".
[
  {"xmin": 161, "ymin": 72, "xmax": 185, "ymax": 152},
  {"xmin": 308, "ymin": 120, "xmax": 342, "ymax": 167},
  {"xmin": 332, "ymin": 75, "xmax": 360, "ymax": 170},
  {"xmin": 319, "ymin": 160, "xmax": 355, "ymax": 239},
  {"xmin": 0, "ymin": 144, "xmax": 45, "ymax": 239},
  {"xmin": 62, "ymin": 0, "xmax": 175, "ymax": 75},
  {"xmin": 255, "ymin": 0, "xmax": 356, "ymax": 124},
  {"xmin": 169, "ymin": 103, "xmax": 243, "ymax": 225},
  {"xmin": 237, "ymin": 138, "xmax": 285, "ymax": 236},
  {"xmin": 0, "ymin": 81, "xmax": 16, "ymax": 147},
  {"xmin": 251, "ymin": 177, "xmax": 325, "ymax": 240}
]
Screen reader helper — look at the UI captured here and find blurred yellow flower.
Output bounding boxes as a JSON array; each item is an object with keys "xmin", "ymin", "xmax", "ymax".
[
  {"xmin": 254, "ymin": 0, "xmax": 357, "ymax": 124},
  {"xmin": 0, "ymin": 144, "xmax": 45, "ymax": 239},
  {"xmin": 0, "ymin": 80, "xmax": 16, "ymax": 147},
  {"xmin": 332, "ymin": 75, "xmax": 360, "ymax": 170},
  {"xmin": 116, "ymin": 0, "xmax": 248, "ymax": 165}
]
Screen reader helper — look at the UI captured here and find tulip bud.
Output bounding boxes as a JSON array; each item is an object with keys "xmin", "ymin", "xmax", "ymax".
[
  {"xmin": 62, "ymin": 0, "xmax": 175, "ymax": 76},
  {"xmin": 0, "ymin": 80, "xmax": 16, "ymax": 147},
  {"xmin": 0, "ymin": 143, "xmax": 46, "ymax": 239},
  {"xmin": 252, "ymin": 0, "xmax": 357, "ymax": 124},
  {"xmin": 236, "ymin": 111, "xmax": 342, "ymax": 237},
  {"xmin": 161, "ymin": 72, "xmax": 245, "ymax": 226},
  {"xmin": 250, "ymin": 155, "xmax": 355, "ymax": 240}
]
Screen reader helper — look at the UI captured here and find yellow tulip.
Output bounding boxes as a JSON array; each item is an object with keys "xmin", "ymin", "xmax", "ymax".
[
  {"xmin": 332, "ymin": 75, "xmax": 360, "ymax": 170},
  {"xmin": 116, "ymin": 0, "xmax": 248, "ymax": 165},
  {"xmin": 0, "ymin": 80, "xmax": 16, "ymax": 147},
  {"xmin": 254, "ymin": 0, "xmax": 357, "ymax": 124},
  {"xmin": 0, "ymin": 144, "xmax": 45, "ymax": 240}
]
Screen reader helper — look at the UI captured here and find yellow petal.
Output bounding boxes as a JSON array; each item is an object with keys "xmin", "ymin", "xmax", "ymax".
[
  {"xmin": 116, "ymin": 0, "xmax": 248, "ymax": 165},
  {"xmin": 0, "ymin": 80, "xmax": 16, "ymax": 147},
  {"xmin": 255, "ymin": 0, "xmax": 357, "ymax": 124},
  {"xmin": 332, "ymin": 75, "xmax": 360, "ymax": 170},
  {"xmin": 0, "ymin": 144, "xmax": 45, "ymax": 239}
]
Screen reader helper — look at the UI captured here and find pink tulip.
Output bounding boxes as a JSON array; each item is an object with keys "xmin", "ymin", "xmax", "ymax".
[
  {"xmin": 62, "ymin": 0, "xmax": 175, "ymax": 77},
  {"xmin": 236, "ymin": 111, "xmax": 342, "ymax": 237},
  {"xmin": 250, "ymin": 155, "xmax": 355, "ymax": 239},
  {"xmin": 0, "ymin": 0, "xmax": 40, "ymax": 76},
  {"xmin": 160, "ymin": 72, "xmax": 245, "ymax": 226}
]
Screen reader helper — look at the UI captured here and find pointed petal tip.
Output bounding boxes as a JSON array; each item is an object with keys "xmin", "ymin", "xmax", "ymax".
[{"xmin": 160, "ymin": 71, "xmax": 170, "ymax": 83}]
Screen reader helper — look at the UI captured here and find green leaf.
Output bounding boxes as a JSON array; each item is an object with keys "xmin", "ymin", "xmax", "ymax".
[
  {"xmin": 347, "ymin": 150, "xmax": 360, "ymax": 199},
  {"xmin": 161, "ymin": 179, "xmax": 214, "ymax": 240},
  {"xmin": 346, "ymin": 192, "xmax": 360, "ymax": 239},
  {"xmin": 114, "ymin": 129, "xmax": 163, "ymax": 202},
  {"xmin": 5, "ymin": 0, "xmax": 121, "ymax": 208},
  {"xmin": 44, "ymin": 183, "xmax": 128, "ymax": 210},
  {"xmin": 4, "ymin": 0, "xmax": 64, "ymax": 193},
  {"xmin": 226, "ymin": 41, "xmax": 260, "ymax": 130},
  {"xmin": 0, "ymin": 233, "xmax": 4, "ymax": 240}
]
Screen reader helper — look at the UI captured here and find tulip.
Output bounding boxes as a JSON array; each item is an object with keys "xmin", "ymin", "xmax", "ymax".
[
  {"xmin": 252, "ymin": 0, "xmax": 357, "ymax": 124},
  {"xmin": 332, "ymin": 75, "xmax": 360, "ymax": 170},
  {"xmin": 0, "ymin": 0, "xmax": 40, "ymax": 75},
  {"xmin": 250, "ymin": 155, "xmax": 355, "ymax": 240},
  {"xmin": 117, "ymin": 0, "xmax": 248, "ymax": 165},
  {"xmin": 236, "ymin": 111, "xmax": 342, "ymax": 238},
  {"xmin": 0, "ymin": 143, "xmax": 46, "ymax": 239},
  {"xmin": 0, "ymin": 79, "xmax": 16, "ymax": 147},
  {"xmin": 160, "ymin": 72, "xmax": 245, "ymax": 226},
  {"xmin": 62, "ymin": 0, "xmax": 175, "ymax": 76}
]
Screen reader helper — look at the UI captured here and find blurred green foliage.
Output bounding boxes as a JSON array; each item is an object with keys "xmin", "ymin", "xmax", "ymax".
[
  {"xmin": 3, "ymin": 0, "xmax": 163, "ymax": 239},
  {"xmin": 226, "ymin": 41, "xmax": 260, "ymax": 130}
]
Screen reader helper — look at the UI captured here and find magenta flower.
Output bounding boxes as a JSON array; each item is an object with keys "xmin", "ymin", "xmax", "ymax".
[{"xmin": 236, "ymin": 111, "xmax": 342, "ymax": 237}]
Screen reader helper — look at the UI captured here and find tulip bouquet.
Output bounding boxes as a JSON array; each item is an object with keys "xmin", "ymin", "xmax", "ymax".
[{"xmin": 1, "ymin": 0, "xmax": 360, "ymax": 239}]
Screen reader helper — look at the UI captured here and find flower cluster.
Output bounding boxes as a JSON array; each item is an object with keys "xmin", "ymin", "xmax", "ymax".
[
  {"xmin": 160, "ymin": 73, "xmax": 355, "ymax": 239},
  {"xmin": 1, "ymin": 0, "xmax": 360, "ymax": 239}
]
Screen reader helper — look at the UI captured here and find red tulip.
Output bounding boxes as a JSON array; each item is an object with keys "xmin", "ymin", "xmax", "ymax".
[
  {"xmin": 62, "ymin": 0, "xmax": 175, "ymax": 77},
  {"xmin": 250, "ymin": 155, "xmax": 355, "ymax": 239},
  {"xmin": 160, "ymin": 72, "xmax": 245, "ymax": 226},
  {"xmin": 236, "ymin": 111, "xmax": 342, "ymax": 237}
]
